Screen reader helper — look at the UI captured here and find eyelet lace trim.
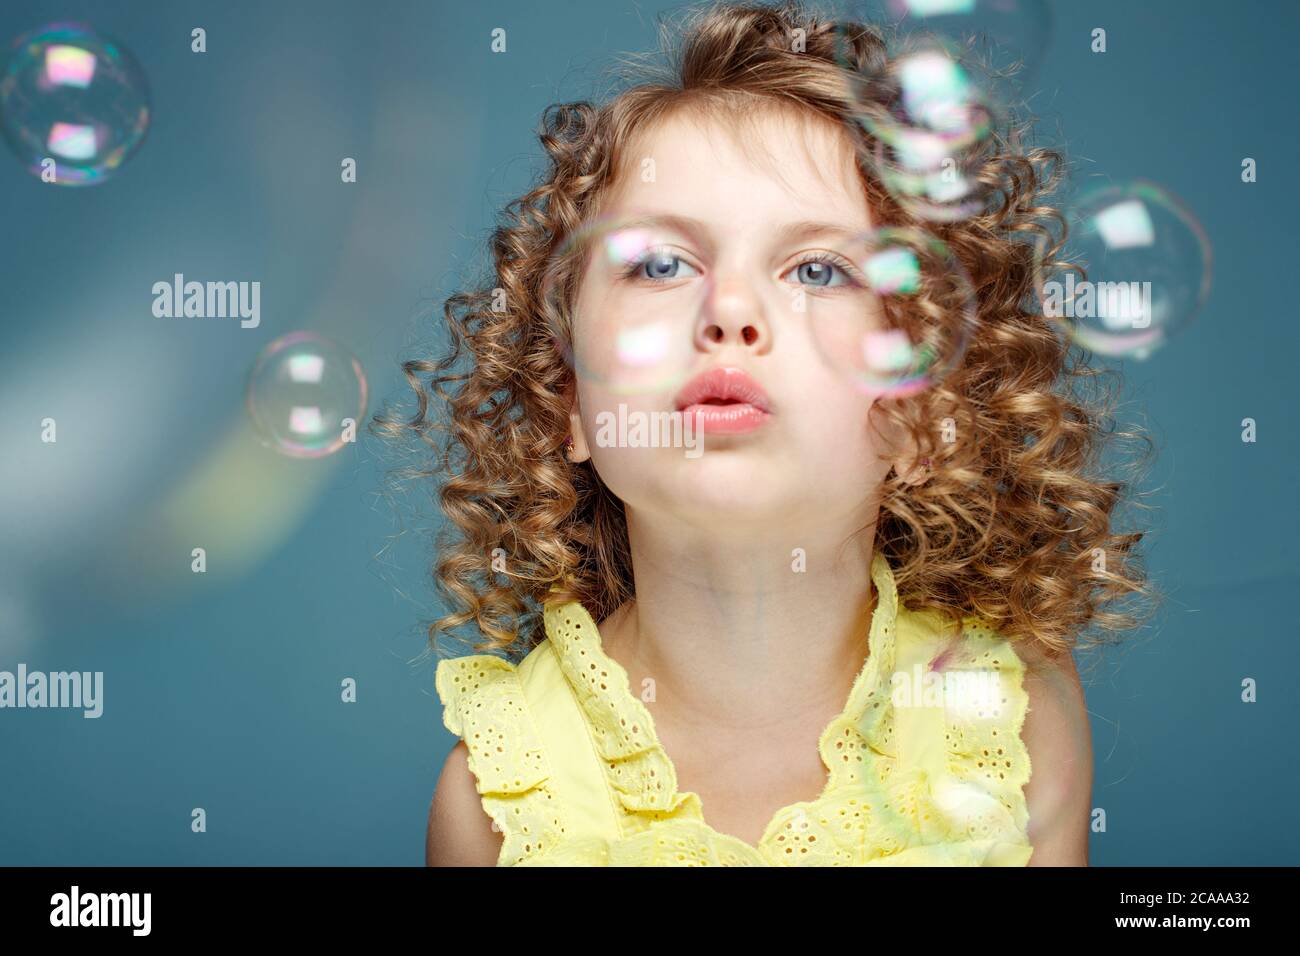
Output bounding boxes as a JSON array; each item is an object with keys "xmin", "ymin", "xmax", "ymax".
[
  {"xmin": 541, "ymin": 554, "xmax": 905, "ymax": 851},
  {"xmin": 437, "ymin": 553, "xmax": 1034, "ymax": 866},
  {"xmin": 434, "ymin": 654, "xmax": 568, "ymax": 866}
]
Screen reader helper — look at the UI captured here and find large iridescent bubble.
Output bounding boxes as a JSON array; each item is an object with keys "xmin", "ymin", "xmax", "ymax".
[
  {"xmin": 0, "ymin": 23, "xmax": 150, "ymax": 185},
  {"xmin": 245, "ymin": 332, "xmax": 368, "ymax": 458},
  {"xmin": 1034, "ymin": 181, "xmax": 1212, "ymax": 359}
]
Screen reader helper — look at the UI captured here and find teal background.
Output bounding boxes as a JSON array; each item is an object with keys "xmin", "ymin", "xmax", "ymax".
[{"xmin": 0, "ymin": 0, "xmax": 1296, "ymax": 865}]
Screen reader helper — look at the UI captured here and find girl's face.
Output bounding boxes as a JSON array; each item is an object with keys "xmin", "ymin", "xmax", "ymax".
[{"xmin": 567, "ymin": 106, "xmax": 914, "ymax": 533}]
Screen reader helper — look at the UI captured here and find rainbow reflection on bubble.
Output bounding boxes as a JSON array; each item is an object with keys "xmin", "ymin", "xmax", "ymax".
[
  {"xmin": 899, "ymin": 49, "xmax": 975, "ymax": 134},
  {"xmin": 245, "ymin": 332, "xmax": 368, "ymax": 458},
  {"xmin": 0, "ymin": 22, "xmax": 150, "ymax": 185},
  {"xmin": 44, "ymin": 44, "xmax": 96, "ymax": 88}
]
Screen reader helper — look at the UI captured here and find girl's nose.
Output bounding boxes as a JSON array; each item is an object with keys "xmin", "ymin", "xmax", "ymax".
[{"xmin": 696, "ymin": 275, "xmax": 771, "ymax": 351}]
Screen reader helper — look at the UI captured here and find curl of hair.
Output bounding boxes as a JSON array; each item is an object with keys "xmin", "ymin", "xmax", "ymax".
[{"xmin": 371, "ymin": 0, "xmax": 1158, "ymax": 666}]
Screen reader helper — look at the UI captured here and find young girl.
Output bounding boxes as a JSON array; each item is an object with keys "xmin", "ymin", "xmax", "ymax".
[{"xmin": 394, "ymin": 0, "xmax": 1150, "ymax": 866}]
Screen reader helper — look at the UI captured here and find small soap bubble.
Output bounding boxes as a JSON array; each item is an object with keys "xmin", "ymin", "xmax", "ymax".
[
  {"xmin": 245, "ymin": 332, "xmax": 368, "ymax": 458},
  {"xmin": 1035, "ymin": 181, "xmax": 1212, "ymax": 359},
  {"xmin": 0, "ymin": 23, "xmax": 150, "ymax": 185}
]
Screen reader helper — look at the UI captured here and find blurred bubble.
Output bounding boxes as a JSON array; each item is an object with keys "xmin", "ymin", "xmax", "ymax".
[
  {"xmin": 245, "ymin": 332, "xmax": 368, "ymax": 458},
  {"xmin": 541, "ymin": 214, "xmax": 710, "ymax": 396},
  {"xmin": 837, "ymin": 33, "xmax": 1001, "ymax": 222},
  {"xmin": 799, "ymin": 226, "xmax": 977, "ymax": 397},
  {"xmin": 851, "ymin": 0, "xmax": 1052, "ymax": 104},
  {"xmin": 1035, "ymin": 181, "xmax": 1212, "ymax": 359},
  {"xmin": 0, "ymin": 22, "xmax": 150, "ymax": 185}
]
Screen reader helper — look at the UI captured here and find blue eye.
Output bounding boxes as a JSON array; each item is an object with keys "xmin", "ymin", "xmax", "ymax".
[
  {"xmin": 624, "ymin": 249, "xmax": 700, "ymax": 281},
  {"xmin": 791, "ymin": 256, "xmax": 854, "ymax": 288},
  {"xmin": 621, "ymin": 249, "xmax": 861, "ymax": 287}
]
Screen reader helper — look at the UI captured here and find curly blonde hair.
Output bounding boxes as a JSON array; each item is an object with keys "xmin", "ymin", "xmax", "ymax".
[{"xmin": 372, "ymin": 0, "xmax": 1156, "ymax": 666}]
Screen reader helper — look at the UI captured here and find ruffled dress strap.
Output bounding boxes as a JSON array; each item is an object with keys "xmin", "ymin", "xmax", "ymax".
[
  {"xmin": 434, "ymin": 654, "xmax": 568, "ymax": 866},
  {"xmin": 884, "ymin": 609, "xmax": 1034, "ymax": 865}
]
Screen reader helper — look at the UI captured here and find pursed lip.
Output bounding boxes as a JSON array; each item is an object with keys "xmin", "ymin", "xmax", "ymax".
[{"xmin": 672, "ymin": 366, "xmax": 773, "ymax": 414}]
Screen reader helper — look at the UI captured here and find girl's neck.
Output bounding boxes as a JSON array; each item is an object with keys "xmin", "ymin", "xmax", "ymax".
[{"xmin": 598, "ymin": 509, "xmax": 880, "ymax": 734}]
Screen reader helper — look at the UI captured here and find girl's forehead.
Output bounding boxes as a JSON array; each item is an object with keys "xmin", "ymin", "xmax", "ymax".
[{"xmin": 608, "ymin": 104, "xmax": 870, "ymax": 221}]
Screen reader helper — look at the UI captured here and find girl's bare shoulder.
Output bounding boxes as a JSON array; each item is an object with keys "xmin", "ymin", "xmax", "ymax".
[
  {"xmin": 426, "ymin": 741, "xmax": 504, "ymax": 867},
  {"xmin": 1015, "ymin": 641, "xmax": 1094, "ymax": 866}
]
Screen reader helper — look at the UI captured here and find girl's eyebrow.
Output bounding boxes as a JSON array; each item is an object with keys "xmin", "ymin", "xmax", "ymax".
[
  {"xmin": 773, "ymin": 219, "xmax": 871, "ymax": 243},
  {"xmin": 610, "ymin": 213, "xmax": 868, "ymax": 245}
]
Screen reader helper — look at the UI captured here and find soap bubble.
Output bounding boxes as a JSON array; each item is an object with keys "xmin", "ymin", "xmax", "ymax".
[
  {"xmin": 838, "ymin": 32, "xmax": 1002, "ymax": 222},
  {"xmin": 1035, "ymin": 181, "xmax": 1212, "ymax": 359},
  {"xmin": 0, "ymin": 22, "xmax": 151, "ymax": 185},
  {"xmin": 541, "ymin": 214, "xmax": 711, "ymax": 396},
  {"xmin": 797, "ymin": 226, "xmax": 977, "ymax": 397},
  {"xmin": 245, "ymin": 332, "xmax": 368, "ymax": 458},
  {"xmin": 850, "ymin": 0, "xmax": 1052, "ymax": 105}
]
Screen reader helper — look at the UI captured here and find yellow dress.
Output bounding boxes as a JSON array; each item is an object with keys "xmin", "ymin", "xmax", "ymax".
[{"xmin": 434, "ymin": 553, "xmax": 1034, "ymax": 866}]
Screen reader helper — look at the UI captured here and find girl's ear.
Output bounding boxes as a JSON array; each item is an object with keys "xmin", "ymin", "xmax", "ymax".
[
  {"xmin": 891, "ymin": 451, "xmax": 931, "ymax": 487},
  {"xmin": 871, "ymin": 396, "xmax": 929, "ymax": 488}
]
